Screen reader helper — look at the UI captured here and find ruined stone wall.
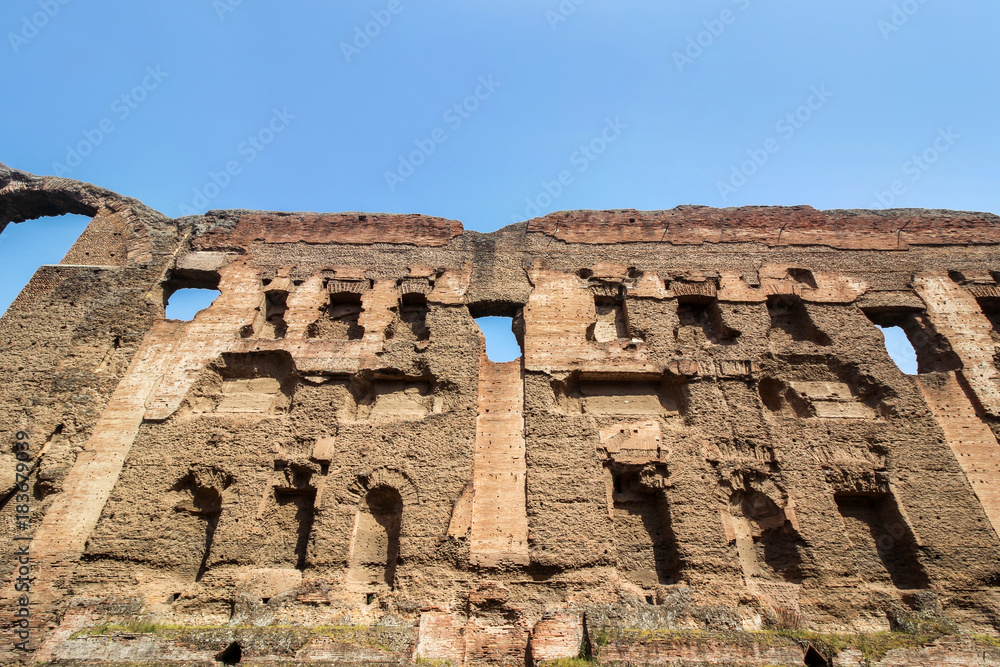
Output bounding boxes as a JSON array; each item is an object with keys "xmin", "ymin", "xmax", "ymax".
[{"xmin": 1, "ymin": 166, "xmax": 999, "ymax": 665}]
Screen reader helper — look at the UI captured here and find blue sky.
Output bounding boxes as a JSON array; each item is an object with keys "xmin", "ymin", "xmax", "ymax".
[{"xmin": 2, "ymin": 1, "xmax": 997, "ymax": 365}]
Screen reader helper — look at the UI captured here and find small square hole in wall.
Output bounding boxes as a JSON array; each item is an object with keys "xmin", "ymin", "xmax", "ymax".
[{"xmin": 366, "ymin": 592, "xmax": 375, "ymax": 605}]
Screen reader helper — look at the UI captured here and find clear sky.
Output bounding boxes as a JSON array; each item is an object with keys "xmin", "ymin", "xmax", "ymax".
[{"xmin": 2, "ymin": 1, "xmax": 997, "ymax": 365}]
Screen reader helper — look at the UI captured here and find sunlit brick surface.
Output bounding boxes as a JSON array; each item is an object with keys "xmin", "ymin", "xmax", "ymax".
[{"xmin": 2, "ymin": 167, "xmax": 1000, "ymax": 665}]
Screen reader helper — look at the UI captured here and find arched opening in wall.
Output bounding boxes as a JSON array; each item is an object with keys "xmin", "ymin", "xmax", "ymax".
[
  {"xmin": 348, "ymin": 486, "xmax": 403, "ymax": 587},
  {"xmin": 476, "ymin": 317, "xmax": 521, "ymax": 362},
  {"xmin": 215, "ymin": 641, "xmax": 242, "ymax": 665},
  {"xmin": 0, "ymin": 213, "xmax": 92, "ymax": 316},
  {"xmin": 803, "ymin": 645, "xmax": 829, "ymax": 667},
  {"xmin": 863, "ymin": 308, "xmax": 961, "ymax": 374},
  {"xmin": 469, "ymin": 301, "xmax": 524, "ymax": 362}
]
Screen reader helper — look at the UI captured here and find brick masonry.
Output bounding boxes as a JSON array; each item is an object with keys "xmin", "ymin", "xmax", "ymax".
[{"xmin": 1, "ymin": 166, "xmax": 999, "ymax": 665}]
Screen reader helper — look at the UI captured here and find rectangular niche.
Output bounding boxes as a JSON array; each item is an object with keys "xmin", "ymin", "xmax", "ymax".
[
  {"xmin": 726, "ymin": 488, "xmax": 804, "ymax": 585},
  {"xmin": 553, "ymin": 372, "xmax": 683, "ymax": 416},
  {"xmin": 271, "ymin": 486, "xmax": 317, "ymax": 571},
  {"xmin": 787, "ymin": 381, "xmax": 875, "ymax": 419},
  {"xmin": 974, "ymin": 295, "xmax": 1000, "ymax": 343},
  {"xmin": 217, "ymin": 378, "xmax": 283, "ymax": 413},
  {"xmin": 309, "ymin": 290, "xmax": 365, "ymax": 340},
  {"xmin": 606, "ymin": 465, "xmax": 679, "ymax": 587},
  {"xmin": 203, "ymin": 351, "xmax": 296, "ymax": 415},
  {"xmin": 674, "ymin": 294, "xmax": 741, "ymax": 347},
  {"xmin": 759, "ymin": 362, "xmax": 886, "ymax": 421},
  {"xmin": 300, "ymin": 374, "xmax": 441, "ymax": 423},
  {"xmin": 766, "ymin": 294, "xmax": 831, "ymax": 346},
  {"xmin": 361, "ymin": 380, "xmax": 436, "ymax": 422},
  {"xmin": 588, "ymin": 293, "xmax": 629, "ymax": 342},
  {"xmin": 834, "ymin": 493, "xmax": 928, "ymax": 589}
]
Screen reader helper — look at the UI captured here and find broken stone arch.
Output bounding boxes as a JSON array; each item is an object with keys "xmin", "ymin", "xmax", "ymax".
[
  {"xmin": 346, "ymin": 468, "xmax": 417, "ymax": 589},
  {"xmin": 348, "ymin": 467, "xmax": 420, "ymax": 507},
  {"xmin": 716, "ymin": 473, "xmax": 793, "ymax": 514},
  {"xmin": 718, "ymin": 473, "xmax": 805, "ymax": 585}
]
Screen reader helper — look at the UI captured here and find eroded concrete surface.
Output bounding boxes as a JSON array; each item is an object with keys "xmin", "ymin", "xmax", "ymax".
[{"xmin": 1, "ymin": 166, "xmax": 1000, "ymax": 666}]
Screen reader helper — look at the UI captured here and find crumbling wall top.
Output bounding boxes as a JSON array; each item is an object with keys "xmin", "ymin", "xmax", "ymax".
[{"xmin": 527, "ymin": 206, "xmax": 1000, "ymax": 249}]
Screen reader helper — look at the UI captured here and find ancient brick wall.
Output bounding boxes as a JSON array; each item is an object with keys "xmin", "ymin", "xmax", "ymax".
[{"xmin": 1, "ymin": 166, "xmax": 1000, "ymax": 665}]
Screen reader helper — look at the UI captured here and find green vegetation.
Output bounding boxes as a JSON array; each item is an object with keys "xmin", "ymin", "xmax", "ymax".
[
  {"xmin": 71, "ymin": 621, "xmax": 412, "ymax": 654},
  {"xmin": 764, "ymin": 629, "xmax": 939, "ymax": 665},
  {"xmin": 414, "ymin": 658, "xmax": 454, "ymax": 667},
  {"xmin": 74, "ymin": 619, "xmax": 178, "ymax": 636},
  {"xmin": 971, "ymin": 634, "xmax": 1000, "ymax": 648},
  {"xmin": 66, "ymin": 620, "xmax": 1000, "ymax": 667},
  {"xmin": 589, "ymin": 626, "xmax": 611, "ymax": 649},
  {"xmin": 538, "ymin": 659, "xmax": 597, "ymax": 667},
  {"xmin": 587, "ymin": 626, "xmax": 999, "ymax": 666}
]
